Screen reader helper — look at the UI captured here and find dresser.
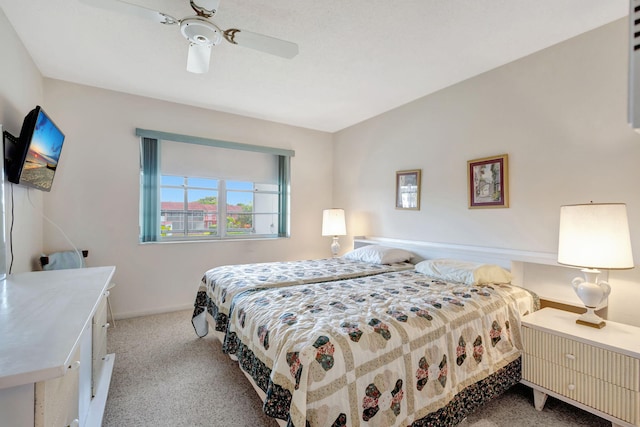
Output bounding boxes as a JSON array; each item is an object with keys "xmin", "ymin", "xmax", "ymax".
[
  {"xmin": 0, "ymin": 266, "xmax": 116, "ymax": 427},
  {"xmin": 521, "ymin": 307, "xmax": 640, "ymax": 427}
]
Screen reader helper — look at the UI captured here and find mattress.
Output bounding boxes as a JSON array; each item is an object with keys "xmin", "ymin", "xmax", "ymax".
[
  {"xmin": 191, "ymin": 257, "xmax": 414, "ymax": 337},
  {"xmin": 223, "ymin": 269, "xmax": 538, "ymax": 426}
]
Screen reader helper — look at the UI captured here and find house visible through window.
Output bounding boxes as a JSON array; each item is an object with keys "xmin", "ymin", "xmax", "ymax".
[
  {"xmin": 138, "ymin": 129, "xmax": 293, "ymax": 242},
  {"xmin": 159, "ymin": 176, "xmax": 218, "ymax": 238}
]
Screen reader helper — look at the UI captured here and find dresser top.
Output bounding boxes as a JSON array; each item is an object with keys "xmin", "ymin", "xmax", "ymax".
[
  {"xmin": 0, "ymin": 266, "xmax": 115, "ymax": 389},
  {"xmin": 522, "ymin": 307, "xmax": 640, "ymax": 359}
]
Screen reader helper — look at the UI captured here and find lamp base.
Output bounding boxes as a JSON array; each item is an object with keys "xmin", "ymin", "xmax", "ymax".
[
  {"xmin": 571, "ymin": 269, "xmax": 610, "ymax": 329},
  {"xmin": 330, "ymin": 236, "xmax": 340, "ymax": 257},
  {"xmin": 575, "ymin": 307, "xmax": 606, "ymax": 329},
  {"xmin": 576, "ymin": 318, "xmax": 606, "ymax": 329}
]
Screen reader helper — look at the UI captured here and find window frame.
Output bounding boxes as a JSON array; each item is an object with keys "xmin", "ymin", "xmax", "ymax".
[{"xmin": 138, "ymin": 129, "xmax": 293, "ymax": 243}]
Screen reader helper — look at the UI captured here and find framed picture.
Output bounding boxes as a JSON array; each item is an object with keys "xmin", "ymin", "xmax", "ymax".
[
  {"xmin": 467, "ymin": 154, "xmax": 509, "ymax": 209},
  {"xmin": 396, "ymin": 169, "xmax": 421, "ymax": 210}
]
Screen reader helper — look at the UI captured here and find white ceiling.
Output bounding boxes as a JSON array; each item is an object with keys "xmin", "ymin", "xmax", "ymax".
[{"xmin": 0, "ymin": 0, "xmax": 629, "ymax": 132}]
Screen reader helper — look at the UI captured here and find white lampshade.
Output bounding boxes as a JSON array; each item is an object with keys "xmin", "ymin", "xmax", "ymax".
[
  {"xmin": 558, "ymin": 203, "xmax": 634, "ymax": 270},
  {"xmin": 321, "ymin": 209, "xmax": 346, "ymax": 236}
]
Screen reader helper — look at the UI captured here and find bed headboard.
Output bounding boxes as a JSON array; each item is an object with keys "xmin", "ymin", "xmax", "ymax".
[
  {"xmin": 353, "ymin": 236, "xmax": 555, "ymax": 269},
  {"xmin": 353, "ymin": 236, "xmax": 596, "ymax": 310}
]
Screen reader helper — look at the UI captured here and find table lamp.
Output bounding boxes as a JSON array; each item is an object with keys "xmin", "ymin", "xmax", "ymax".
[
  {"xmin": 557, "ymin": 203, "xmax": 634, "ymax": 328},
  {"xmin": 322, "ymin": 208, "xmax": 346, "ymax": 257}
]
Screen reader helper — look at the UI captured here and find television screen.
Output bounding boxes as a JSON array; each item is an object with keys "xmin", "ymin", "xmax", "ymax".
[{"xmin": 5, "ymin": 106, "xmax": 65, "ymax": 192}]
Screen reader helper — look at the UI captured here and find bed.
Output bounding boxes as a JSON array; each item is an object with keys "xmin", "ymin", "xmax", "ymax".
[
  {"xmin": 191, "ymin": 245, "xmax": 415, "ymax": 338},
  {"xmin": 222, "ymin": 259, "xmax": 539, "ymax": 426}
]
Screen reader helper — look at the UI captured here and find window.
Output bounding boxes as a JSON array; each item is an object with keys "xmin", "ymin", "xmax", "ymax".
[
  {"xmin": 138, "ymin": 129, "xmax": 293, "ymax": 242},
  {"xmin": 160, "ymin": 176, "xmax": 219, "ymax": 238}
]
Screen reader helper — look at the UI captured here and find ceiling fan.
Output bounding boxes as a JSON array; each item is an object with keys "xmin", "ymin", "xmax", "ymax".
[{"xmin": 79, "ymin": 0, "xmax": 299, "ymax": 73}]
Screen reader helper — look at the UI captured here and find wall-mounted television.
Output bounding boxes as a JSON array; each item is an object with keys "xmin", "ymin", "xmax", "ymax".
[{"xmin": 3, "ymin": 106, "xmax": 65, "ymax": 192}]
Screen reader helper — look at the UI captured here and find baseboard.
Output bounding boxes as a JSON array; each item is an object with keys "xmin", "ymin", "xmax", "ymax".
[{"xmin": 113, "ymin": 304, "xmax": 193, "ymax": 320}]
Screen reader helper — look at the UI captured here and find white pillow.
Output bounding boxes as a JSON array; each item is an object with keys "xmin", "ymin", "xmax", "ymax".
[
  {"xmin": 414, "ymin": 259, "xmax": 512, "ymax": 285},
  {"xmin": 343, "ymin": 245, "xmax": 414, "ymax": 264}
]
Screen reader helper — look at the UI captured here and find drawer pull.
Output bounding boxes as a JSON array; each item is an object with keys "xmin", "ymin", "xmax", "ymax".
[
  {"xmin": 69, "ymin": 419, "xmax": 79, "ymax": 427},
  {"xmin": 103, "ymin": 354, "xmax": 110, "ymax": 362},
  {"xmin": 567, "ymin": 383, "xmax": 576, "ymax": 391},
  {"xmin": 68, "ymin": 360, "xmax": 81, "ymax": 370},
  {"xmin": 102, "ymin": 322, "xmax": 111, "ymax": 329},
  {"xmin": 565, "ymin": 353, "xmax": 576, "ymax": 361},
  {"xmin": 104, "ymin": 290, "xmax": 110, "ymax": 297}
]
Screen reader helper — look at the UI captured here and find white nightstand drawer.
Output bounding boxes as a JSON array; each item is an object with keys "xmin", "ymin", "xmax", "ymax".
[
  {"xmin": 523, "ymin": 326, "xmax": 640, "ymax": 391},
  {"xmin": 523, "ymin": 354, "xmax": 640, "ymax": 425}
]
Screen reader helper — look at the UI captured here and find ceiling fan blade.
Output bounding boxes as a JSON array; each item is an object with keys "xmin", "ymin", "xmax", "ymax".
[
  {"xmin": 79, "ymin": 0, "xmax": 178, "ymax": 25},
  {"xmin": 187, "ymin": 43, "xmax": 212, "ymax": 73},
  {"xmin": 223, "ymin": 29, "xmax": 298, "ymax": 59}
]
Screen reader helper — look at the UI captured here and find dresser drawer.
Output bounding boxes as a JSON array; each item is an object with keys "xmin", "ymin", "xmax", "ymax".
[
  {"xmin": 92, "ymin": 337, "xmax": 107, "ymax": 395},
  {"xmin": 34, "ymin": 347, "xmax": 81, "ymax": 427},
  {"xmin": 92, "ymin": 295, "xmax": 109, "ymax": 396},
  {"xmin": 523, "ymin": 326, "xmax": 640, "ymax": 391},
  {"xmin": 92, "ymin": 296, "xmax": 108, "ymax": 354},
  {"xmin": 523, "ymin": 354, "xmax": 640, "ymax": 425},
  {"xmin": 92, "ymin": 295, "xmax": 108, "ymax": 328}
]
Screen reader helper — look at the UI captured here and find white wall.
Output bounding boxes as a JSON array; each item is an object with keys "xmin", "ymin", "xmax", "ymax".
[
  {"xmin": 41, "ymin": 80, "xmax": 333, "ymax": 318},
  {"xmin": 0, "ymin": 7, "xmax": 45, "ymax": 274},
  {"xmin": 4, "ymin": 6, "xmax": 640, "ymax": 326},
  {"xmin": 334, "ymin": 19, "xmax": 640, "ymax": 327}
]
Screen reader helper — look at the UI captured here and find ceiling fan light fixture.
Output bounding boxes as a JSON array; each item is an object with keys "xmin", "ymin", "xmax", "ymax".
[
  {"xmin": 187, "ymin": 43, "xmax": 212, "ymax": 73},
  {"xmin": 180, "ymin": 17, "xmax": 222, "ymax": 46}
]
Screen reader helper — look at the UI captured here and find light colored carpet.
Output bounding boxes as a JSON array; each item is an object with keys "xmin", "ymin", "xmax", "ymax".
[
  {"xmin": 103, "ymin": 310, "xmax": 610, "ymax": 427},
  {"xmin": 103, "ymin": 310, "xmax": 278, "ymax": 427}
]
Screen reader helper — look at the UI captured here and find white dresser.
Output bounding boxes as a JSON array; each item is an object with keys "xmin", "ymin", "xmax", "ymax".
[
  {"xmin": 0, "ymin": 266, "xmax": 116, "ymax": 427},
  {"xmin": 521, "ymin": 307, "xmax": 640, "ymax": 427}
]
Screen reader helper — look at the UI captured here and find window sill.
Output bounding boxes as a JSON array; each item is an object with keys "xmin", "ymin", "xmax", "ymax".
[{"xmin": 139, "ymin": 236, "xmax": 289, "ymax": 245}]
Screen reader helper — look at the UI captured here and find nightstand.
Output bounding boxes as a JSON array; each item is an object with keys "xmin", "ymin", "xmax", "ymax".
[{"xmin": 521, "ymin": 307, "xmax": 640, "ymax": 427}]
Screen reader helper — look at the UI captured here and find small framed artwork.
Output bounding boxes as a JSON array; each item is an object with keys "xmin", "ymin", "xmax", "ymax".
[
  {"xmin": 396, "ymin": 169, "xmax": 421, "ymax": 210},
  {"xmin": 467, "ymin": 154, "xmax": 509, "ymax": 209}
]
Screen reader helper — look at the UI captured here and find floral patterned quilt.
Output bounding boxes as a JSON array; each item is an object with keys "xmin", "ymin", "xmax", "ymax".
[
  {"xmin": 191, "ymin": 258, "xmax": 414, "ymax": 337},
  {"xmin": 223, "ymin": 270, "xmax": 538, "ymax": 427}
]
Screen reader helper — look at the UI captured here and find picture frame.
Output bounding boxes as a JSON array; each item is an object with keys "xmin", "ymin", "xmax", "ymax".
[
  {"xmin": 467, "ymin": 154, "xmax": 509, "ymax": 209},
  {"xmin": 395, "ymin": 169, "xmax": 421, "ymax": 210}
]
